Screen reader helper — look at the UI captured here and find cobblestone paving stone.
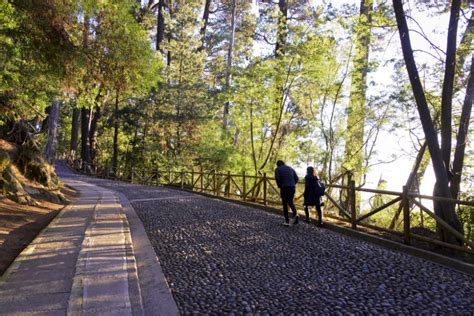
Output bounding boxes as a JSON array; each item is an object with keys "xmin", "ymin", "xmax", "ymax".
[{"xmin": 76, "ymin": 177, "xmax": 474, "ymax": 315}]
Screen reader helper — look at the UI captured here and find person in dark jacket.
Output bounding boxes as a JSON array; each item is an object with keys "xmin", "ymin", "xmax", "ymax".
[
  {"xmin": 303, "ymin": 166, "xmax": 324, "ymax": 226},
  {"xmin": 275, "ymin": 160, "xmax": 299, "ymax": 226}
]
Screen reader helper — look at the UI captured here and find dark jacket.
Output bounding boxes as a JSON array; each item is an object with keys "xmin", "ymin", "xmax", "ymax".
[
  {"xmin": 304, "ymin": 175, "xmax": 322, "ymax": 206},
  {"xmin": 274, "ymin": 164, "xmax": 299, "ymax": 188}
]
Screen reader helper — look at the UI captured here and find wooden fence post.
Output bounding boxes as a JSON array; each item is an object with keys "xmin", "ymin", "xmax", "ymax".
[
  {"xmin": 191, "ymin": 169, "xmax": 195, "ymax": 191},
  {"xmin": 169, "ymin": 170, "xmax": 172, "ymax": 185},
  {"xmin": 402, "ymin": 185, "xmax": 411, "ymax": 245},
  {"xmin": 242, "ymin": 171, "xmax": 246, "ymax": 201},
  {"xmin": 200, "ymin": 166, "xmax": 204, "ymax": 192},
  {"xmin": 263, "ymin": 173, "xmax": 267, "ymax": 205},
  {"xmin": 213, "ymin": 170, "xmax": 217, "ymax": 196},
  {"xmin": 350, "ymin": 180, "xmax": 357, "ymax": 229},
  {"xmin": 226, "ymin": 171, "xmax": 231, "ymax": 197},
  {"xmin": 181, "ymin": 171, "xmax": 184, "ymax": 189},
  {"xmin": 131, "ymin": 167, "xmax": 135, "ymax": 184},
  {"xmin": 345, "ymin": 173, "xmax": 353, "ymax": 216}
]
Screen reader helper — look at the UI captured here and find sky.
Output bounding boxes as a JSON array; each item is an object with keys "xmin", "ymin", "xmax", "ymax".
[{"xmin": 318, "ymin": 0, "xmax": 462, "ymax": 196}]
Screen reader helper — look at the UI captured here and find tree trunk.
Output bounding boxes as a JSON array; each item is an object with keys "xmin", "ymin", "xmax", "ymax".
[
  {"xmin": 165, "ymin": 2, "xmax": 174, "ymax": 66},
  {"xmin": 126, "ymin": 127, "xmax": 140, "ymax": 172},
  {"xmin": 258, "ymin": 0, "xmax": 289, "ymax": 170},
  {"xmin": 89, "ymin": 107, "xmax": 101, "ymax": 165},
  {"xmin": 341, "ymin": 0, "xmax": 373, "ymax": 215},
  {"xmin": 44, "ymin": 100, "xmax": 61, "ymax": 163},
  {"xmin": 440, "ymin": 0, "xmax": 461, "ymax": 170},
  {"xmin": 450, "ymin": 53, "xmax": 473, "ymax": 200},
  {"xmin": 156, "ymin": 0, "xmax": 165, "ymax": 52},
  {"xmin": 70, "ymin": 106, "xmax": 80, "ymax": 157},
  {"xmin": 80, "ymin": 107, "xmax": 91, "ymax": 164},
  {"xmin": 140, "ymin": 113, "xmax": 150, "ymax": 165},
  {"xmin": 393, "ymin": 0, "xmax": 463, "ymax": 245},
  {"xmin": 112, "ymin": 93, "xmax": 119, "ymax": 174},
  {"xmin": 79, "ymin": 14, "xmax": 91, "ymax": 168},
  {"xmin": 223, "ymin": 0, "xmax": 237, "ymax": 130},
  {"xmin": 275, "ymin": 0, "xmax": 287, "ymax": 57},
  {"xmin": 342, "ymin": 0, "xmax": 373, "ymax": 187},
  {"xmin": 198, "ymin": 0, "xmax": 211, "ymax": 52}
]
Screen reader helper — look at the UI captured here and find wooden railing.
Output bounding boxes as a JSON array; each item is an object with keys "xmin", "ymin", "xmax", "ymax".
[{"xmin": 67, "ymin": 159, "xmax": 474, "ymax": 256}]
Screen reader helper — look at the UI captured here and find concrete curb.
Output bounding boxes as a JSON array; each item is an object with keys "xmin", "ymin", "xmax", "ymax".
[
  {"xmin": 122, "ymin": 204, "xmax": 146, "ymax": 316},
  {"xmin": 117, "ymin": 191, "xmax": 180, "ymax": 316},
  {"xmin": 164, "ymin": 186, "xmax": 474, "ymax": 277}
]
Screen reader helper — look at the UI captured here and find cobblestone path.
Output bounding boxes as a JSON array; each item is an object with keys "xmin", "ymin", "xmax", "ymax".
[{"xmin": 77, "ymin": 176, "xmax": 473, "ymax": 315}]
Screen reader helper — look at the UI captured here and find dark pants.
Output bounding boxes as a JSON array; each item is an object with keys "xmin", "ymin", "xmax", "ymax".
[
  {"xmin": 280, "ymin": 186, "xmax": 297, "ymax": 223},
  {"xmin": 304, "ymin": 204, "xmax": 322, "ymax": 225}
]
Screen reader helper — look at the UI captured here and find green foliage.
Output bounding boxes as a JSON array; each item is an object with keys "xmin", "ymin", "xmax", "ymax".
[
  {"xmin": 139, "ymin": 0, "xmax": 215, "ymax": 167},
  {"xmin": 96, "ymin": 1, "xmax": 160, "ymax": 96},
  {"xmin": 194, "ymin": 121, "xmax": 237, "ymax": 170},
  {"xmin": 229, "ymin": 30, "xmax": 339, "ymax": 174},
  {"xmin": 1, "ymin": 0, "xmax": 472, "ymax": 217},
  {"xmin": 0, "ymin": 1, "xmax": 60, "ymax": 123}
]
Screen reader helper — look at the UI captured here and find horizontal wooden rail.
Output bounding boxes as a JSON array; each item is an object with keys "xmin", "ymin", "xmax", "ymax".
[
  {"xmin": 356, "ymin": 187, "xmax": 405, "ymax": 196},
  {"xmin": 408, "ymin": 193, "xmax": 474, "ymax": 206}
]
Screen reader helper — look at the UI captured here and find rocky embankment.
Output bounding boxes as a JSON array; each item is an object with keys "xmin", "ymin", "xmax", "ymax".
[{"xmin": 0, "ymin": 139, "xmax": 64, "ymax": 205}]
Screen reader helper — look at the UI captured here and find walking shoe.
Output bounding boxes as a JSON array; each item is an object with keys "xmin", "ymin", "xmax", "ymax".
[
  {"xmin": 282, "ymin": 221, "xmax": 290, "ymax": 227},
  {"xmin": 290, "ymin": 215, "xmax": 299, "ymax": 226}
]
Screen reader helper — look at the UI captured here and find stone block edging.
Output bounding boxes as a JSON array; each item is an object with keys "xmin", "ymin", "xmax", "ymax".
[{"xmin": 116, "ymin": 191, "xmax": 180, "ymax": 316}]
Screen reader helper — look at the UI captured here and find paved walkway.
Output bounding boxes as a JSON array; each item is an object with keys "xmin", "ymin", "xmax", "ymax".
[
  {"xmin": 66, "ymin": 172, "xmax": 474, "ymax": 315},
  {"xmin": 0, "ymin": 164, "xmax": 178, "ymax": 315},
  {"xmin": 1, "ymin": 163, "xmax": 473, "ymax": 314}
]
